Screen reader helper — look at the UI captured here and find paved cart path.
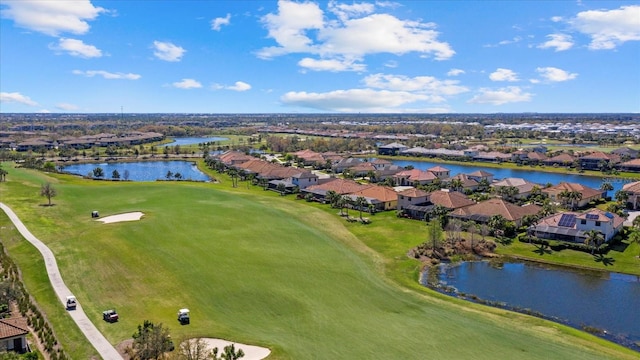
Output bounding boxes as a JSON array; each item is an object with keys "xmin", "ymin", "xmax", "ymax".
[{"xmin": 1, "ymin": 203, "xmax": 123, "ymax": 360}]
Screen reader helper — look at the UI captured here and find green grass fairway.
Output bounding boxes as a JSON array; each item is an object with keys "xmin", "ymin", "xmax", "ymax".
[{"xmin": 0, "ymin": 164, "xmax": 636, "ymax": 359}]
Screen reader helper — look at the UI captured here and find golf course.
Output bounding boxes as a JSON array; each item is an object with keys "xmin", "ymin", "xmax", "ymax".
[{"xmin": 0, "ymin": 162, "xmax": 637, "ymax": 359}]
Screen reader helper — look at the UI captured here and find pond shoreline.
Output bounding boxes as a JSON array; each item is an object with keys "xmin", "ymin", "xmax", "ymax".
[{"xmin": 422, "ymin": 259, "xmax": 640, "ymax": 352}]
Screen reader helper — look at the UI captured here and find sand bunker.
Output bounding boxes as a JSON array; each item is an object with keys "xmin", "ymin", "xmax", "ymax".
[
  {"xmin": 97, "ymin": 212, "xmax": 144, "ymax": 224},
  {"xmin": 197, "ymin": 338, "xmax": 270, "ymax": 360}
]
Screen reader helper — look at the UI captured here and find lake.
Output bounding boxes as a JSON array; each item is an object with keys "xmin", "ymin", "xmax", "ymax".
[
  {"xmin": 163, "ymin": 136, "xmax": 228, "ymax": 147},
  {"xmin": 61, "ymin": 161, "xmax": 211, "ymax": 182},
  {"xmin": 389, "ymin": 159, "xmax": 637, "ymax": 195},
  {"xmin": 426, "ymin": 261, "xmax": 640, "ymax": 350}
]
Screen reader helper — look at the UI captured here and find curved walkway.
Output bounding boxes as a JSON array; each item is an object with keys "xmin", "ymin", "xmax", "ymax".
[{"xmin": 0, "ymin": 203, "xmax": 123, "ymax": 360}]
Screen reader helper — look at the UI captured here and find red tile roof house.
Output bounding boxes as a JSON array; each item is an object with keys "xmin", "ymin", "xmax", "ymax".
[
  {"xmin": 301, "ymin": 178, "xmax": 372, "ymax": 203},
  {"xmin": 0, "ymin": 317, "xmax": 29, "ymax": 353},
  {"xmin": 449, "ymin": 198, "xmax": 541, "ymax": 227},
  {"xmin": 443, "ymin": 173, "xmax": 479, "ymax": 192},
  {"xmin": 622, "ymin": 181, "xmax": 640, "ymax": 209},
  {"xmin": 542, "ymin": 182, "xmax": 604, "ymax": 209},
  {"xmin": 492, "ymin": 177, "xmax": 540, "ymax": 200},
  {"xmin": 543, "ymin": 153, "xmax": 575, "ymax": 167},
  {"xmin": 428, "ymin": 189, "xmax": 475, "ymax": 210},
  {"xmin": 467, "ymin": 170, "xmax": 494, "ymax": 183},
  {"xmin": 617, "ymin": 158, "xmax": 640, "ymax": 173},
  {"xmin": 292, "ymin": 149, "xmax": 326, "ymax": 166},
  {"xmin": 392, "ymin": 169, "xmax": 438, "ymax": 186},
  {"xmin": 427, "ymin": 166, "xmax": 450, "ymax": 179},
  {"xmin": 397, "ymin": 188, "xmax": 433, "ymax": 220},
  {"xmin": 350, "ymin": 185, "xmax": 398, "ymax": 211},
  {"xmin": 578, "ymin": 151, "xmax": 621, "ymax": 171},
  {"xmin": 530, "ymin": 209, "xmax": 624, "ymax": 243}
]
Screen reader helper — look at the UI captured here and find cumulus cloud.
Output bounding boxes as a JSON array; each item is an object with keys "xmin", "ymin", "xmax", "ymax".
[
  {"xmin": 72, "ymin": 70, "xmax": 141, "ymax": 80},
  {"xmin": 257, "ymin": 0, "xmax": 454, "ymax": 70},
  {"xmin": 50, "ymin": 38, "xmax": 102, "ymax": 58},
  {"xmin": 468, "ymin": 86, "xmax": 532, "ymax": 105},
  {"xmin": 536, "ymin": 67, "xmax": 578, "ymax": 82},
  {"xmin": 0, "ymin": 0, "xmax": 105, "ymax": 36},
  {"xmin": 489, "ymin": 68, "xmax": 519, "ymax": 82},
  {"xmin": 447, "ymin": 68, "xmax": 465, "ymax": 76},
  {"xmin": 153, "ymin": 41, "xmax": 186, "ymax": 62},
  {"xmin": 363, "ymin": 73, "xmax": 468, "ymax": 98},
  {"xmin": 570, "ymin": 5, "xmax": 640, "ymax": 50},
  {"xmin": 211, "ymin": 13, "xmax": 231, "ymax": 31},
  {"xmin": 538, "ymin": 33, "xmax": 574, "ymax": 51},
  {"xmin": 0, "ymin": 92, "xmax": 38, "ymax": 106},
  {"xmin": 56, "ymin": 103, "xmax": 79, "ymax": 111},
  {"xmin": 281, "ymin": 89, "xmax": 431, "ymax": 112},
  {"xmin": 172, "ymin": 79, "xmax": 202, "ymax": 89},
  {"xmin": 212, "ymin": 81, "xmax": 252, "ymax": 91},
  {"xmin": 298, "ymin": 57, "xmax": 366, "ymax": 72}
]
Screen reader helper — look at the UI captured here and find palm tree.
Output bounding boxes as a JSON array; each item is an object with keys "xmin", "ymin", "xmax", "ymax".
[
  {"xmin": 584, "ymin": 230, "xmax": 604, "ymax": 255},
  {"xmin": 488, "ymin": 214, "xmax": 507, "ymax": 237},
  {"xmin": 227, "ymin": 168, "xmax": 238, "ymax": 188},
  {"xmin": 558, "ymin": 189, "xmax": 572, "ymax": 208},
  {"xmin": 632, "ymin": 215, "xmax": 640, "ymax": 230},
  {"xmin": 355, "ymin": 196, "xmax": 367, "ymax": 220},
  {"xmin": 0, "ymin": 166, "xmax": 8, "ymax": 182},
  {"xmin": 615, "ymin": 190, "xmax": 629, "ymax": 206},
  {"xmin": 628, "ymin": 230, "xmax": 640, "ymax": 258},
  {"xmin": 568, "ymin": 191, "xmax": 582, "ymax": 210},
  {"xmin": 449, "ymin": 178, "xmax": 463, "ymax": 192},
  {"xmin": 600, "ymin": 182, "xmax": 613, "ymax": 196}
]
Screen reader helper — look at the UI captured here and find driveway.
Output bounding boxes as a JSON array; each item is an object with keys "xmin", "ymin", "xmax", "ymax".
[{"xmin": 0, "ymin": 203, "xmax": 123, "ymax": 360}]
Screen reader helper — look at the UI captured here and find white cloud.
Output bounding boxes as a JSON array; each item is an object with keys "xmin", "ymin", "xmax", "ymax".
[
  {"xmin": 212, "ymin": 81, "xmax": 252, "ymax": 91},
  {"xmin": 536, "ymin": 67, "xmax": 578, "ymax": 82},
  {"xmin": 153, "ymin": 41, "xmax": 186, "ymax": 62},
  {"xmin": 328, "ymin": 0, "xmax": 375, "ymax": 22},
  {"xmin": 447, "ymin": 68, "xmax": 465, "ymax": 76},
  {"xmin": 0, "ymin": 0, "xmax": 105, "ymax": 36},
  {"xmin": 484, "ymin": 36, "xmax": 521, "ymax": 48},
  {"xmin": 281, "ymin": 88, "xmax": 432, "ymax": 112},
  {"xmin": 211, "ymin": 13, "xmax": 231, "ymax": 31},
  {"xmin": 72, "ymin": 70, "xmax": 141, "ymax": 80},
  {"xmin": 468, "ymin": 86, "xmax": 532, "ymax": 105},
  {"xmin": 172, "ymin": 79, "xmax": 202, "ymax": 89},
  {"xmin": 570, "ymin": 5, "xmax": 640, "ymax": 50},
  {"xmin": 258, "ymin": 0, "xmax": 454, "ymax": 69},
  {"xmin": 0, "ymin": 92, "xmax": 38, "ymax": 106},
  {"xmin": 363, "ymin": 73, "xmax": 468, "ymax": 98},
  {"xmin": 551, "ymin": 16, "xmax": 563, "ymax": 22},
  {"xmin": 538, "ymin": 34, "xmax": 574, "ymax": 51},
  {"xmin": 228, "ymin": 81, "xmax": 252, "ymax": 91},
  {"xmin": 489, "ymin": 68, "xmax": 519, "ymax": 82},
  {"xmin": 50, "ymin": 38, "xmax": 102, "ymax": 58},
  {"xmin": 384, "ymin": 60, "xmax": 398, "ymax": 68},
  {"xmin": 56, "ymin": 103, "xmax": 79, "ymax": 110},
  {"xmin": 298, "ymin": 57, "xmax": 366, "ymax": 72}
]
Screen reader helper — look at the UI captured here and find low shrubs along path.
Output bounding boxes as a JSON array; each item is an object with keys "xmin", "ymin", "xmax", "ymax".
[{"xmin": 0, "ymin": 163, "xmax": 637, "ymax": 359}]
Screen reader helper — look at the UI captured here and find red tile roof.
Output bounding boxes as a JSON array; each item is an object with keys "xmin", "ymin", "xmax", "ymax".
[
  {"xmin": 304, "ymin": 178, "xmax": 372, "ymax": 195},
  {"xmin": 451, "ymin": 198, "xmax": 541, "ymax": 221},
  {"xmin": 0, "ymin": 318, "xmax": 29, "ymax": 339},
  {"xmin": 428, "ymin": 190, "xmax": 475, "ymax": 209}
]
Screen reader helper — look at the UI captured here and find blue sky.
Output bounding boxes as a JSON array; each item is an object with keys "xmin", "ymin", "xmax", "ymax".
[{"xmin": 1, "ymin": 0, "xmax": 639, "ymax": 114}]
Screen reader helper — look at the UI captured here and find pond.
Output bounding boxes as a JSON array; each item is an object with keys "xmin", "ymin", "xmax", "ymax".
[
  {"xmin": 388, "ymin": 159, "xmax": 635, "ymax": 195},
  {"xmin": 61, "ymin": 161, "xmax": 211, "ymax": 182},
  {"xmin": 163, "ymin": 136, "xmax": 228, "ymax": 147},
  {"xmin": 425, "ymin": 260, "xmax": 640, "ymax": 350}
]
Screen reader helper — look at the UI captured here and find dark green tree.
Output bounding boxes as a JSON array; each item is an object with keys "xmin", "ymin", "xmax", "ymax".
[{"xmin": 128, "ymin": 320, "xmax": 174, "ymax": 360}]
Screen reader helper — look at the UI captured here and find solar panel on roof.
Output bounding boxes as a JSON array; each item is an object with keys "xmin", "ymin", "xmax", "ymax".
[
  {"xmin": 585, "ymin": 213, "xmax": 599, "ymax": 220},
  {"xmin": 558, "ymin": 214, "xmax": 576, "ymax": 227}
]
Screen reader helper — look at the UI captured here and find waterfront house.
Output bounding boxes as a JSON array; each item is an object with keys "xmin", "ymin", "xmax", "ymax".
[
  {"xmin": 578, "ymin": 151, "xmax": 620, "ymax": 171},
  {"xmin": 542, "ymin": 182, "xmax": 604, "ymax": 208},
  {"xmin": 301, "ymin": 178, "xmax": 371, "ymax": 202},
  {"xmin": 467, "ymin": 170, "xmax": 494, "ymax": 184},
  {"xmin": 622, "ymin": 181, "xmax": 640, "ymax": 209},
  {"xmin": 377, "ymin": 142, "xmax": 408, "ymax": 155},
  {"xmin": 543, "ymin": 153, "xmax": 575, "ymax": 167},
  {"xmin": 427, "ymin": 166, "xmax": 450, "ymax": 179},
  {"xmin": 531, "ymin": 209, "xmax": 624, "ymax": 243},
  {"xmin": 617, "ymin": 159, "xmax": 640, "ymax": 173},
  {"xmin": 392, "ymin": 169, "xmax": 438, "ymax": 186},
  {"xmin": 428, "ymin": 189, "xmax": 475, "ymax": 210},
  {"xmin": 449, "ymin": 198, "xmax": 541, "ymax": 227},
  {"xmin": 492, "ymin": 177, "xmax": 540, "ymax": 200}
]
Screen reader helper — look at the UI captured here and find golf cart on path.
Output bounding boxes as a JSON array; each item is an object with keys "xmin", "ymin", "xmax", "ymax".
[{"xmin": 66, "ymin": 296, "xmax": 77, "ymax": 310}]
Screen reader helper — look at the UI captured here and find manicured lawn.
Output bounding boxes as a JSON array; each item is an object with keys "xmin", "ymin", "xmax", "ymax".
[
  {"xmin": 0, "ymin": 163, "xmax": 637, "ymax": 359},
  {"xmin": 495, "ymin": 238, "xmax": 640, "ymax": 276}
]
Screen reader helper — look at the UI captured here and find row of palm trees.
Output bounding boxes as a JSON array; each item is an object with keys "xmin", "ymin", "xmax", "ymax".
[{"xmin": 325, "ymin": 190, "xmax": 372, "ymax": 220}]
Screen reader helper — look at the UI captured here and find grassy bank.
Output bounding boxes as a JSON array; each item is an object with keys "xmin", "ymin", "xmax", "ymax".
[{"xmin": 0, "ymin": 163, "xmax": 637, "ymax": 359}]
